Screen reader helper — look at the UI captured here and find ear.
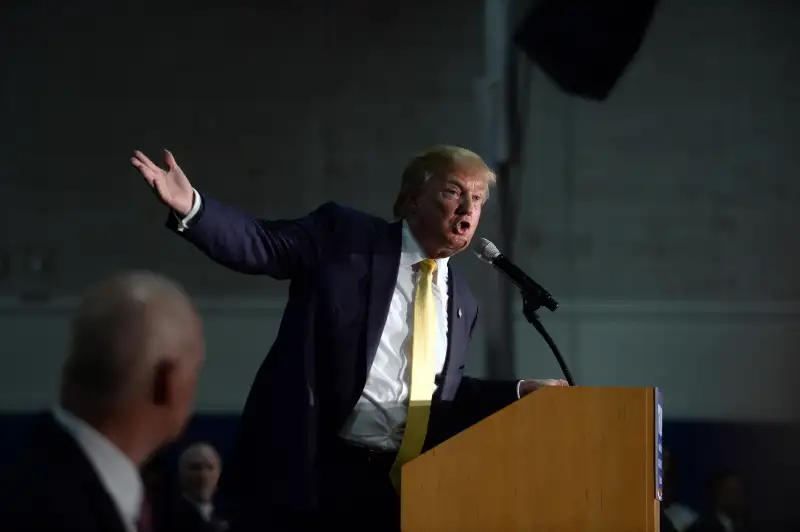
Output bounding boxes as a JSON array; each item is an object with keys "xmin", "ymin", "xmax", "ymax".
[
  {"xmin": 405, "ymin": 193, "xmax": 421, "ymax": 214},
  {"xmin": 152, "ymin": 359, "xmax": 177, "ymax": 407}
]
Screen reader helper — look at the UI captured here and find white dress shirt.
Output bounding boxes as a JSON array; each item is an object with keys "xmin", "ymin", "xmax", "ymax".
[
  {"xmin": 185, "ymin": 495, "xmax": 214, "ymax": 521},
  {"xmin": 338, "ymin": 221, "xmax": 451, "ymax": 451},
  {"xmin": 53, "ymin": 407, "xmax": 144, "ymax": 532}
]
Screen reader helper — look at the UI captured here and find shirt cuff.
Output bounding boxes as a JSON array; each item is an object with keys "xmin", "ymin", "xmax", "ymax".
[
  {"xmin": 176, "ymin": 189, "xmax": 202, "ymax": 233},
  {"xmin": 516, "ymin": 380, "xmax": 523, "ymax": 399}
]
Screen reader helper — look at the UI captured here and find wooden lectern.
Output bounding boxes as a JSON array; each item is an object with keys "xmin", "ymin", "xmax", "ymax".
[{"xmin": 402, "ymin": 387, "xmax": 662, "ymax": 532}]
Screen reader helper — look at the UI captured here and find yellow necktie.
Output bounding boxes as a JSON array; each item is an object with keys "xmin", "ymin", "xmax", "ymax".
[{"xmin": 390, "ymin": 258, "xmax": 438, "ymax": 490}]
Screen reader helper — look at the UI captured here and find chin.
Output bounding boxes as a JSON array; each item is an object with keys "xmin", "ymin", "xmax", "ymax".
[{"xmin": 447, "ymin": 234, "xmax": 470, "ymax": 251}]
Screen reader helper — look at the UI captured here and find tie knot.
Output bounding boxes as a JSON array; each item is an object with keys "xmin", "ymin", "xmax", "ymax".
[{"xmin": 419, "ymin": 259, "xmax": 437, "ymax": 275}]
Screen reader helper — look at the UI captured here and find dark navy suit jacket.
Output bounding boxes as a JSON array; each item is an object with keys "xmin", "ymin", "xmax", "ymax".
[
  {"xmin": 0, "ymin": 413, "xmax": 129, "ymax": 532},
  {"xmin": 169, "ymin": 197, "xmax": 518, "ymax": 526}
]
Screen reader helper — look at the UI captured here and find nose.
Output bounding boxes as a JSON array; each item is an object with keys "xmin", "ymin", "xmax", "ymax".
[{"xmin": 457, "ymin": 195, "xmax": 474, "ymax": 214}]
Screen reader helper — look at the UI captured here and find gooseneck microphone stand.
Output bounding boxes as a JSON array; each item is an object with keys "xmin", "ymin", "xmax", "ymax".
[{"xmin": 520, "ymin": 291, "xmax": 576, "ymax": 386}]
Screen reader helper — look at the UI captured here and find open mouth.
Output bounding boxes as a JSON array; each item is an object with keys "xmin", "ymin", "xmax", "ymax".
[{"xmin": 455, "ymin": 220, "xmax": 471, "ymax": 234}]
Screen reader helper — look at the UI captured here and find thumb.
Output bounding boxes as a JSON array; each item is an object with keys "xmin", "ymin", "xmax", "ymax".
[{"xmin": 163, "ymin": 149, "xmax": 178, "ymax": 171}]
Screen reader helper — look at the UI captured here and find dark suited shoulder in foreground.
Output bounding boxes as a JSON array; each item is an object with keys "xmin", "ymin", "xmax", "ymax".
[
  {"xmin": 0, "ymin": 272, "xmax": 205, "ymax": 532},
  {"xmin": 0, "ymin": 412, "xmax": 129, "ymax": 532}
]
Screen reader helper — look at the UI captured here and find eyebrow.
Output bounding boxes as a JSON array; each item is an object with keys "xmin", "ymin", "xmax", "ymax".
[
  {"xmin": 445, "ymin": 179, "xmax": 488, "ymax": 198},
  {"xmin": 446, "ymin": 178, "xmax": 486, "ymax": 190}
]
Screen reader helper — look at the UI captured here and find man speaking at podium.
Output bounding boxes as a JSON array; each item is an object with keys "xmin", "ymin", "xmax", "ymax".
[{"xmin": 132, "ymin": 145, "xmax": 567, "ymax": 531}]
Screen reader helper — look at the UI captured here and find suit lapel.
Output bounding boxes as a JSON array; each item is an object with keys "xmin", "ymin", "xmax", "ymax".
[
  {"xmin": 364, "ymin": 220, "xmax": 403, "ymax": 370},
  {"xmin": 439, "ymin": 266, "xmax": 473, "ymax": 399},
  {"xmin": 447, "ymin": 266, "xmax": 469, "ymax": 366}
]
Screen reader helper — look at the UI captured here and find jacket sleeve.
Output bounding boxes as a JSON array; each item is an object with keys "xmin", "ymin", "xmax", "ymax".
[
  {"xmin": 450, "ymin": 307, "xmax": 519, "ymax": 425},
  {"xmin": 166, "ymin": 194, "xmax": 339, "ymax": 280}
]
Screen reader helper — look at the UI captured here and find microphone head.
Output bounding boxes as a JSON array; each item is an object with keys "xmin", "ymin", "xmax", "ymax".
[{"xmin": 473, "ymin": 237, "xmax": 501, "ymax": 263}]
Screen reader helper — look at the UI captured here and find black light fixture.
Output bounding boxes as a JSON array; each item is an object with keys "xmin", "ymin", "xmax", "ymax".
[{"xmin": 513, "ymin": 0, "xmax": 661, "ymax": 101}]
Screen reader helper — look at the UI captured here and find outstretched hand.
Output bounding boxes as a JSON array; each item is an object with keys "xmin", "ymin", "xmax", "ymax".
[{"xmin": 131, "ymin": 150, "xmax": 194, "ymax": 216}]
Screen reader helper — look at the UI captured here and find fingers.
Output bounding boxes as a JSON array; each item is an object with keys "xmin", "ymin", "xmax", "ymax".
[
  {"xmin": 133, "ymin": 159, "xmax": 170, "ymax": 205},
  {"xmin": 540, "ymin": 378, "xmax": 569, "ymax": 387},
  {"xmin": 132, "ymin": 150, "xmax": 162, "ymax": 173},
  {"xmin": 131, "ymin": 150, "xmax": 168, "ymax": 185},
  {"xmin": 131, "ymin": 157, "xmax": 158, "ymax": 185}
]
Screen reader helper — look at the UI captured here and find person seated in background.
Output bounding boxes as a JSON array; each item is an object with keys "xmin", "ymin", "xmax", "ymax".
[
  {"xmin": 172, "ymin": 442, "xmax": 228, "ymax": 531},
  {"xmin": 0, "ymin": 272, "xmax": 205, "ymax": 532},
  {"xmin": 688, "ymin": 468, "xmax": 749, "ymax": 532},
  {"xmin": 662, "ymin": 447, "xmax": 699, "ymax": 532}
]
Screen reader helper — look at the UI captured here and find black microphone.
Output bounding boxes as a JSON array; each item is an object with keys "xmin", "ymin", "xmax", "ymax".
[{"xmin": 473, "ymin": 237, "xmax": 559, "ymax": 312}]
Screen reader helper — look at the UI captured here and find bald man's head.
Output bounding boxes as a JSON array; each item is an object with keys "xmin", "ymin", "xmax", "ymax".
[
  {"xmin": 60, "ymin": 271, "xmax": 204, "ymax": 442},
  {"xmin": 179, "ymin": 442, "xmax": 221, "ymax": 502}
]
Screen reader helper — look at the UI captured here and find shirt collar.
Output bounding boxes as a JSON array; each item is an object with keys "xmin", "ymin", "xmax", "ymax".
[
  {"xmin": 53, "ymin": 406, "xmax": 143, "ymax": 531},
  {"xmin": 399, "ymin": 220, "xmax": 449, "ymax": 286},
  {"xmin": 717, "ymin": 512, "xmax": 735, "ymax": 532},
  {"xmin": 183, "ymin": 494, "xmax": 214, "ymax": 521},
  {"xmin": 197, "ymin": 501, "xmax": 214, "ymax": 521}
]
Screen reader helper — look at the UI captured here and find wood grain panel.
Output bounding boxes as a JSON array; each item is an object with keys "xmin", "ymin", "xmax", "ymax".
[{"xmin": 402, "ymin": 387, "xmax": 658, "ymax": 532}]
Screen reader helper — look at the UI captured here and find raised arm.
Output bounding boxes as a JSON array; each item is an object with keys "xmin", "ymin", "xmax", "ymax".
[{"xmin": 131, "ymin": 149, "xmax": 329, "ymax": 279}]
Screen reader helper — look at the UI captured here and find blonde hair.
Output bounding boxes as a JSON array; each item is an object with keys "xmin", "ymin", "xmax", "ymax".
[{"xmin": 392, "ymin": 145, "xmax": 496, "ymax": 219}]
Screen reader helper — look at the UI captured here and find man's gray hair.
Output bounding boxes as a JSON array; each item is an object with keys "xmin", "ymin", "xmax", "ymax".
[{"xmin": 60, "ymin": 271, "xmax": 194, "ymax": 414}]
